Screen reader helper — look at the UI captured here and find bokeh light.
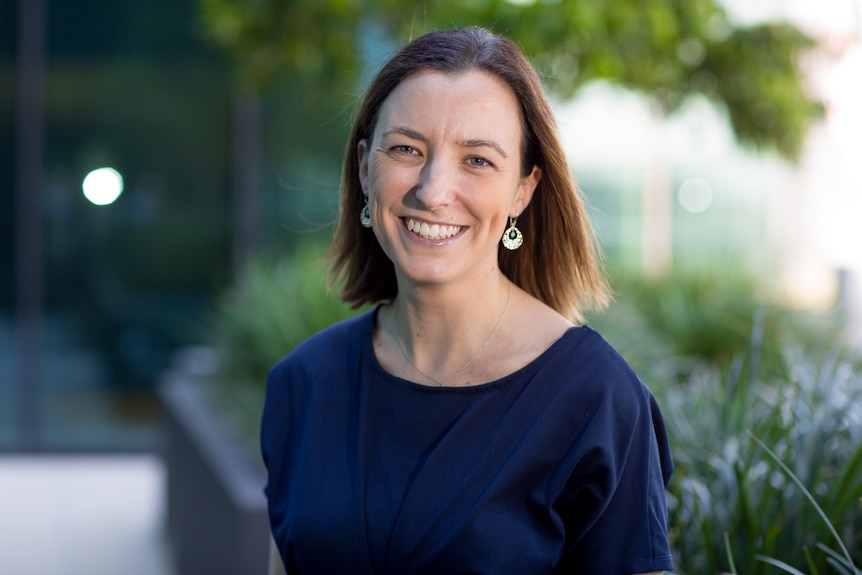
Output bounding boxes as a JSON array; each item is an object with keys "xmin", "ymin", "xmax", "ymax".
[
  {"xmin": 82, "ymin": 167, "xmax": 124, "ymax": 206},
  {"xmin": 678, "ymin": 177, "xmax": 713, "ymax": 213}
]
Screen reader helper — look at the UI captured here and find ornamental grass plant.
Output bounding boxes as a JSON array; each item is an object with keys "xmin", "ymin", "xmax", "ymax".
[
  {"xmin": 658, "ymin": 335, "xmax": 862, "ymax": 574},
  {"xmin": 591, "ymin": 267, "xmax": 862, "ymax": 575}
]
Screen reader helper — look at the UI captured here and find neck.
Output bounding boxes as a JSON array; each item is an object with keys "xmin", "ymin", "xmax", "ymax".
[{"xmin": 394, "ymin": 277, "xmax": 512, "ymax": 386}]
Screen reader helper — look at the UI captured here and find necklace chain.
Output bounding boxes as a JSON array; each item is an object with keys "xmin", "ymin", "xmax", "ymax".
[{"xmin": 395, "ymin": 283, "xmax": 511, "ymax": 387}]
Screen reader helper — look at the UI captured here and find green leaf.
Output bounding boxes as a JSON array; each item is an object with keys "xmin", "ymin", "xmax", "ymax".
[{"xmin": 195, "ymin": 0, "xmax": 821, "ymax": 160}]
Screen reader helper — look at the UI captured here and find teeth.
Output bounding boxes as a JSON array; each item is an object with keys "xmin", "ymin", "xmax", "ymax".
[{"xmin": 406, "ymin": 218, "xmax": 461, "ymax": 239}]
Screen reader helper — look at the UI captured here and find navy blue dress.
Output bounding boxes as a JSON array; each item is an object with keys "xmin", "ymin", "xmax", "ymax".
[{"xmin": 261, "ymin": 309, "xmax": 674, "ymax": 575}]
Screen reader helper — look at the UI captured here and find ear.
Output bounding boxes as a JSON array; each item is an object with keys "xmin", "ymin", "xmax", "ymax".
[
  {"xmin": 511, "ymin": 165, "xmax": 541, "ymax": 217},
  {"xmin": 357, "ymin": 139, "xmax": 370, "ymax": 198}
]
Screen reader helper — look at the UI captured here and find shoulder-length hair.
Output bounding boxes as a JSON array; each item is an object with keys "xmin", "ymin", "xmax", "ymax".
[{"xmin": 327, "ymin": 27, "xmax": 609, "ymax": 322}]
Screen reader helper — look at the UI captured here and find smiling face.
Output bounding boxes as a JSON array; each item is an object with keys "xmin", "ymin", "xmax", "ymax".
[{"xmin": 358, "ymin": 69, "xmax": 541, "ymax": 289}]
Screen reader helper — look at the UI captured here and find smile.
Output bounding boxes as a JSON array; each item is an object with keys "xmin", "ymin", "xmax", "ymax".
[{"xmin": 405, "ymin": 218, "xmax": 462, "ymax": 240}]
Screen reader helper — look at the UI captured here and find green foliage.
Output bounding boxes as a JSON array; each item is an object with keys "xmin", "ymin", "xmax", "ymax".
[
  {"xmin": 588, "ymin": 267, "xmax": 796, "ymax": 381},
  {"xmin": 704, "ymin": 23, "xmax": 822, "ymax": 160},
  {"xmin": 590, "ymin": 265, "xmax": 861, "ymax": 575},
  {"xmin": 197, "ymin": 0, "xmax": 821, "ymax": 159},
  {"xmin": 749, "ymin": 433, "xmax": 859, "ymax": 575},
  {"xmin": 657, "ymin": 338, "xmax": 862, "ymax": 575},
  {"xmin": 198, "ymin": 0, "xmax": 363, "ymax": 96},
  {"xmin": 207, "ymin": 243, "xmax": 362, "ymax": 448}
]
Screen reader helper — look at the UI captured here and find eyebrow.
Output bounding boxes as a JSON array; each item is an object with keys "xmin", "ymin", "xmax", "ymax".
[
  {"xmin": 460, "ymin": 138, "xmax": 508, "ymax": 159},
  {"xmin": 380, "ymin": 126, "xmax": 509, "ymax": 158},
  {"xmin": 381, "ymin": 126, "xmax": 428, "ymax": 143}
]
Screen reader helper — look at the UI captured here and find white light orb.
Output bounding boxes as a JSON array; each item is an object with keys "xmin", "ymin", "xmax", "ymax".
[
  {"xmin": 82, "ymin": 167, "xmax": 124, "ymax": 206},
  {"xmin": 678, "ymin": 177, "xmax": 713, "ymax": 214}
]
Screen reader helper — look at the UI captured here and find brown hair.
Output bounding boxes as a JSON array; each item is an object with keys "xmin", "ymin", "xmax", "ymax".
[{"xmin": 327, "ymin": 27, "xmax": 609, "ymax": 321}]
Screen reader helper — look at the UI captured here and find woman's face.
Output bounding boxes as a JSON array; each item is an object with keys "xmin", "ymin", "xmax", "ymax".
[{"xmin": 358, "ymin": 69, "xmax": 541, "ymax": 288}]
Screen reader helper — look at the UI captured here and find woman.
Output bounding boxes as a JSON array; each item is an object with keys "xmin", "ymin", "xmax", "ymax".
[{"xmin": 262, "ymin": 27, "xmax": 674, "ymax": 575}]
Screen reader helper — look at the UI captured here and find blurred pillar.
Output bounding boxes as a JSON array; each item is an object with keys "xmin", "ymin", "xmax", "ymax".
[
  {"xmin": 232, "ymin": 92, "xmax": 261, "ymax": 277},
  {"xmin": 838, "ymin": 268, "xmax": 862, "ymax": 348},
  {"xmin": 16, "ymin": 0, "xmax": 46, "ymax": 449},
  {"xmin": 641, "ymin": 108, "xmax": 672, "ymax": 279}
]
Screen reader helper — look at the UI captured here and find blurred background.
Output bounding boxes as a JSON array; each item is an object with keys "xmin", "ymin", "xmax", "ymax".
[{"xmin": 2, "ymin": 0, "xmax": 861, "ymax": 574}]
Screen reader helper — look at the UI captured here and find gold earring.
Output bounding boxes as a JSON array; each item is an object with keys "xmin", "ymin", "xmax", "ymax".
[{"xmin": 501, "ymin": 216, "xmax": 523, "ymax": 250}]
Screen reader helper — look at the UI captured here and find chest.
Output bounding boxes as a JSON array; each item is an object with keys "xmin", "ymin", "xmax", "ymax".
[{"xmin": 273, "ymin": 379, "xmax": 597, "ymax": 574}]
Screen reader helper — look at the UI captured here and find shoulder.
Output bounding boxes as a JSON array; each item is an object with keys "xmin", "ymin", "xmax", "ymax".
[
  {"xmin": 554, "ymin": 325, "xmax": 642, "ymax": 387},
  {"xmin": 556, "ymin": 325, "xmax": 674, "ymax": 480},
  {"xmin": 268, "ymin": 308, "xmax": 374, "ymax": 382},
  {"xmin": 264, "ymin": 309, "xmax": 374, "ymax": 409},
  {"xmin": 541, "ymin": 325, "xmax": 657, "ymax": 417}
]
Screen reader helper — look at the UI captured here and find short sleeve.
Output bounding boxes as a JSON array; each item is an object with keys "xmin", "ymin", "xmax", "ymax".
[{"xmin": 559, "ymin": 363, "xmax": 674, "ymax": 575}]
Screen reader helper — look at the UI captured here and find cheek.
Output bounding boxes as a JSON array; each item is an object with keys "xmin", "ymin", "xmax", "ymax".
[{"xmin": 369, "ymin": 163, "xmax": 415, "ymax": 200}]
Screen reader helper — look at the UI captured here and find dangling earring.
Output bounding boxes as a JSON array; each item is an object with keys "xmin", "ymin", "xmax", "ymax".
[
  {"xmin": 359, "ymin": 201, "xmax": 372, "ymax": 228},
  {"xmin": 501, "ymin": 216, "xmax": 523, "ymax": 250}
]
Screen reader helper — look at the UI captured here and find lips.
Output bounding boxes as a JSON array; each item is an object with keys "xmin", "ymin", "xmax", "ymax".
[{"xmin": 405, "ymin": 218, "xmax": 462, "ymax": 240}]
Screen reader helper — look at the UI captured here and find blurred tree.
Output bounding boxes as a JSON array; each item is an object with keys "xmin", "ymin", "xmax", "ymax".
[
  {"xmin": 197, "ymin": 0, "xmax": 823, "ymax": 279},
  {"xmin": 197, "ymin": 0, "xmax": 821, "ymax": 160}
]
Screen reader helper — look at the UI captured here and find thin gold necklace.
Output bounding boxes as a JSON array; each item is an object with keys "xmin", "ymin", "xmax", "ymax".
[{"xmin": 395, "ymin": 283, "xmax": 511, "ymax": 387}]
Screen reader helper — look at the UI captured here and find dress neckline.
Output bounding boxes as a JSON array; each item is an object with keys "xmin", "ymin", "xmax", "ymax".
[{"xmin": 365, "ymin": 305, "xmax": 588, "ymax": 393}]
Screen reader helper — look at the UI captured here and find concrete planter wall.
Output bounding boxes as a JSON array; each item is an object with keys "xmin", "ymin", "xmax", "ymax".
[{"xmin": 160, "ymin": 368, "xmax": 270, "ymax": 575}]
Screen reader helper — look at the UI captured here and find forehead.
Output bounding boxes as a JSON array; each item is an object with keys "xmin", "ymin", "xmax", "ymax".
[{"xmin": 373, "ymin": 69, "xmax": 525, "ymax": 144}]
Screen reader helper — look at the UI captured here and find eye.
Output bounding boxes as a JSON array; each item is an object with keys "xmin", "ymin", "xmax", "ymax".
[
  {"xmin": 391, "ymin": 145, "xmax": 419, "ymax": 155},
  {"xmin": 466, "ymin": 156, "xmax": 492, "ymax": 168}
]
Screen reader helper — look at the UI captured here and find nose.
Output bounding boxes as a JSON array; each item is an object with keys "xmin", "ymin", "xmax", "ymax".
[{"xmin": 414, "ymin": 155, "xmax": 456, "ymax": 211}]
